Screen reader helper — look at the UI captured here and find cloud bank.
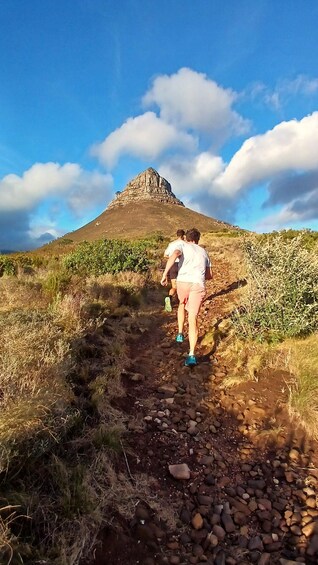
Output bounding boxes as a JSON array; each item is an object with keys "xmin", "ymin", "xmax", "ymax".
[
  {"xmin": 0, "ymin": 162, "xmax": 113, "ymax": 250},
  {"xmin": 213, "ymin": 112, "xmax": 318, "ymax": 194},
  {"xmin": 91, "ymin": 68, "xmax": 318, "ymax": 230},
  {"xmin": 143, "ymin": 67, "xmax": 250, "ymax": 138},
  {"xmin": 92, "ymin": 68, "xmax": 249, "ymax": 171},
  {"xmin": 91, "ymin": 111, "xmax": 197, "ymax": 168},
  {"xmin": 3, "ymin": 67, "xmax": 318, "ymax": 250}
]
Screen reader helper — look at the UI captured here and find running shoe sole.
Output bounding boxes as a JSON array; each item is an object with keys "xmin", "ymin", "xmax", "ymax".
[{"xmin": 164, "ymin": 297, "xmax": 172, "ymax": 312}]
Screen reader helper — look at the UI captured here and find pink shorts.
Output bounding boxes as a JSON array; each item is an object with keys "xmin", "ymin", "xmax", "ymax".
[{"xmin": 177, "ymin": 282, "xmax": 206, "ymax": 315}]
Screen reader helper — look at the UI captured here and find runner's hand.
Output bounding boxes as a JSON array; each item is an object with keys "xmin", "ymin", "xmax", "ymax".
[{"xmin": 161, "ymin": 275, "xmax": 168, "ymax": 286}]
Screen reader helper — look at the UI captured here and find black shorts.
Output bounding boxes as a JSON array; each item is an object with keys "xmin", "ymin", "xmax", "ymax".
[{"xmin": 169, "ymin": 263, "xmax": 178, "ymax": 280}]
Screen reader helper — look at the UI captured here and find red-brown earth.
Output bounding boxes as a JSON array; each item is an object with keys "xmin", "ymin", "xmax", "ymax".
[{"xmin": 89, "ymin": 254, "xmax": 318, "ymax": 565}]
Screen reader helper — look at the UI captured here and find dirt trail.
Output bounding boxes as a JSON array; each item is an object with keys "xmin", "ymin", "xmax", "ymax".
[{"xmin": 93, "ymin": 256, "xmax": 318, "ymax": 565}]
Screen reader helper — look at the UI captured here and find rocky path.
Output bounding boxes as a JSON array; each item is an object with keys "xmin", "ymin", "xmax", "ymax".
[{"xmin": 93, "ymin": 257, "xmax": 318, "ymax": 565}]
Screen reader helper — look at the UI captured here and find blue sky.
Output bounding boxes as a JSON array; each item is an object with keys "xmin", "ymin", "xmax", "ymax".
[{"xmin": 1, "ymin": 0, "xmax": 318, "ymax": 250}]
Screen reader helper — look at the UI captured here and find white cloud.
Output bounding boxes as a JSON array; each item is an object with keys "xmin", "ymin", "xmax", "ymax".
[
  {"xmin": 143, "ymin": 67, "xmax": 249, "ymax": 138},
  {"xmin": 248, "ymin": 75, "xmax": 318, "ymax": 111},
  {"xmin": 0, "ymin": 162, "xmax": 113, "ymax": 250},
  {"xmin": 214, "ymin": 112, "xmax": 318, "ymax": 195},
  {"xmin": 28, "ymin": 221, "xmax": 61, "ymax": 241},
  {"xmin": 0, "ymin": 162, "xmax": 113, "ymax": 214},
  {"xmin": 160, "ymin": 152, "xmax": 225, "ymax": 196},
  {"xmin": 280, "ymin": 75, "xmax": 318, "ymax": 97},
  {"xmin": 91, "ymin": 111, "xmax": 197, "ymax": 168},
  {"xmin": 259, "ymin": 187, "xmax": 318, "ymax": 231}
]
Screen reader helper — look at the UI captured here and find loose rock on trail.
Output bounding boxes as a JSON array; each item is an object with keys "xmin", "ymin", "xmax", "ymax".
[{"xmin": 92, "ymin": 255, "xmax": 318, "ymax": 565}]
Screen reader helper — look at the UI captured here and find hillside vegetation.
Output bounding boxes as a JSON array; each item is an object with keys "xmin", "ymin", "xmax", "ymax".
[{"xmin": 0, "ymin": 230, "xmax": 317, "ymax": 564}]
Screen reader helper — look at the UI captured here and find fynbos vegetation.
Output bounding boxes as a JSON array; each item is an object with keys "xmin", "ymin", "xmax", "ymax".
[
  {"xmin": 236, "ymin": 233, "xmax": 318, "ymax": 341},
  {"xmin": 1, "ymin": 230, "xmax": 318, "ymax": 564},
  {"xmin": 0, "ymin": 236, "xmax": 164, "ymax": 565}
]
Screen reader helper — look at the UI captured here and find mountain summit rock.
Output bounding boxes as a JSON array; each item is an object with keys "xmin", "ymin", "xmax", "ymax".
[
  {"xmin": 108, "ymin": 167, "xmax": 184, "ymax": 209},
  {"xmin": 59, "ymin": 167, "xmax": 239, "ymax": 244}
]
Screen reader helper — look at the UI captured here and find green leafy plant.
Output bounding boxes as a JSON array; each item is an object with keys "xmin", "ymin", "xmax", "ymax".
[
  {"xmin": 0, "ymin": 256, "xmax": 16, "ymax": 276},
  {"xmin": 235, "ymin": 233, "xmax": 318, "ymax": 341},
  {"xmin": 63, "ymin": 239, "xmax": 150, "ymax": 275}
]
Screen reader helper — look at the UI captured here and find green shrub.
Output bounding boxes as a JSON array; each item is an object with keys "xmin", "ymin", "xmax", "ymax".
[
  {"xmin": 42, "ymin": 271, "xmax": 72, "ymax": 297},
  {"xmin": 59, "ymin": 238, "xmax": 73, "ymax": 245},
  {"xmin": 0, "ymin": 255, "xmax": 16, "ymax": 276},
  {"xmin": 236, "ymin": 234, "xmax": 318, "ymax": 341},
  {"xmin": 257, "ymin": 229, "xmax": 318, "ymax": 250},
  {"xmin": 63, "ymin": 239, "xmax": 150, "ymax": 275}
]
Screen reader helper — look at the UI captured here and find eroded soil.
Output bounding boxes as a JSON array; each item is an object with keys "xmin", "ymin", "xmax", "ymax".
[{"xmin": 91, "ymin": 255, "xmax": 318, "ymax": 565}]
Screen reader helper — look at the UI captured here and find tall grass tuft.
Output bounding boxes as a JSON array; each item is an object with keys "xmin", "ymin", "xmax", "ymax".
[{"xmin": 280, "ymin": 334, "xmax": 318, "ymax": 439}]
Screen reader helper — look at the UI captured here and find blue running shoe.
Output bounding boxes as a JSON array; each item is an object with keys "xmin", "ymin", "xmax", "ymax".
[
  {"xmin": 164, "ymin": 296, "xmax": 172, "ymax": 312},
  {"xmin": 185, "ymin": 354, "xmax": 197, "ymax": 367},
  {"xmin": 176, "ymin": 333, "xmax": 184, "ymax": 343}
]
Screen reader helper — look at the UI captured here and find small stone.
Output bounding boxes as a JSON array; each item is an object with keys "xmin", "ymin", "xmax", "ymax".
[
  {"xmin": 165, "ymin": 397, "xmax": 174, "ymax": 404},
  {"xmin": 248, "ymin": 536, "xmax": 264, "ymax": 551},
  {"xmin": 302, "ymin": 521, "xmax": 318, "ymax": 537},
  {"xmin": 233, "ymin": 511, "xmax": 247, "ymax": 526},
  {"xmin": 258, "ymin": 498, "xmax": 272, "ymax": 511},
  {"xmin": 180, "ymin": 507, "xmax": 191, "ymax": 524},
  {"xmin": 207, "ymin": 533, "xmax": 218, "ymax": 547},
  {"xmin": 212, "ymin": 524, "xmax": 226, "ymax": 540},
  {"xmin": 248, "ymin": 500, "xmax": 258, "ymax": 512},
  {"xmin": 168, "ymin": 463, "xmax": 191, "ymax": 480},
  {"xmin": 307, "ymin": 533, "xmax": 318, "ymax": 556},
  {"xmin": 290, "ymin": 525, "xmax": 302, "ymax": 536},
  {"xmin": 258, "ymin": 553, "xmax": 271, "ymax": 565},
  {"xmin": 192, "ymin": 513, "xmax": 204, "ymax": 530},
  {"xmin": 306, "ymin": 497, "xmax": 317, "ymax": 509},
  {"xmin": 193, "ymin": 543, "xmax": 204, "ymax": 557},
  {"xmin": 285, "ymin": 470, "xmax": 296, "ymax": 483},
  {"xmin": 288, "ymin": 448, "xmax": 300, "ymax": 462},
  {"xmin": 221, "ymin": 511, "xmax": 235, "ymax": 533},
  {"xmin": 197, "ymin": 495, "xmax": 213, "ymax": 506},
  {"xmin": 158, "ymin": 383, "xmax": 177, "ymax": 394}
]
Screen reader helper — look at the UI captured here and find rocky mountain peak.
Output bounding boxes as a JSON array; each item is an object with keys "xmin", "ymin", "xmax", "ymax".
[{"xmin": 107, "ymin": 167, "xmax": 184, "ymax": 209}]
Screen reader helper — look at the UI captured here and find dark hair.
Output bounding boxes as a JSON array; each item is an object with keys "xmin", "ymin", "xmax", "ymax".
[
  {"xmin": 176, "ymin": 229, "xmax": 185, "ymax": 237},
  {"xmin": 186, "ymin": 228, "xmax": 200, "ymax": 243}
]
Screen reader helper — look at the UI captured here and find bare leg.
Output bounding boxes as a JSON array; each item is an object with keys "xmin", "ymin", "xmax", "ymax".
[
  {"xmin": 188, "ymin": 312, "xmax": 198, "ymax": 355},
  {"xmin": 169, "ymin": 287, "xmax": 177, "ymax": 297},
  {"xmin": 178, "ymin": 303, "xmax": 185, "ymax": 334}
]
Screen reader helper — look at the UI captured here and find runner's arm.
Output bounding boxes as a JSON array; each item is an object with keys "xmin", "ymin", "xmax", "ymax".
[
  {"xmin": 161, "ymin": 250, "xmax": 181, "ymax": 286},
  {"xmin": 205, "ymin": 255, "xmax": 213, "ymax": 280},
  {"xmin": 205, "ymin": 266, "xmax": 213, "ymax": 280}
]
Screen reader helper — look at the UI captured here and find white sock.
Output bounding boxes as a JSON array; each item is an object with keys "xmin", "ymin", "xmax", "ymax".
[{"xmin": 189, "ymin": 351, "xmax": 194, "ymax": 356}]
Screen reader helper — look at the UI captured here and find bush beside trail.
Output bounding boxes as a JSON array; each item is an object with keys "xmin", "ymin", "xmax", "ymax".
[
  {"xmin": 63, "ymin": 239, "xmax": 152, "ymax": 276},
  {"xmin": 235, "ymin": 233, "xmax": 318, "ymax": 341}
]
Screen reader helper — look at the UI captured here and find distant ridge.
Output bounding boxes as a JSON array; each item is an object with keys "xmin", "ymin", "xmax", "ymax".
[{"xmin": 61, "ymin": 167, "xmax": 240, "ymax": 243}]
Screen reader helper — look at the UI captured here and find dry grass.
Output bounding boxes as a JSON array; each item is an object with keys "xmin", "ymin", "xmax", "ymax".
[
  {"xmin": 0, "ymin": 260, "xmax": 157, "ymax": 563},
  {"xmin": 220, "ymin": 336, "xmax": 277, "ymax": 388},
  {"xmin": 58, "ymin": 201, "xmax": 237, "ymax": 245},
  {"xmin": 201, "ymin": 233, "xmax": 247, "ymax": 281},
  {"xmin": 280, "ymin": 333, "xmax": 318, "ymax": 439},
  {"xmin": 0, "ymin": 275, "xmax": 48, "ymax": 313}
]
